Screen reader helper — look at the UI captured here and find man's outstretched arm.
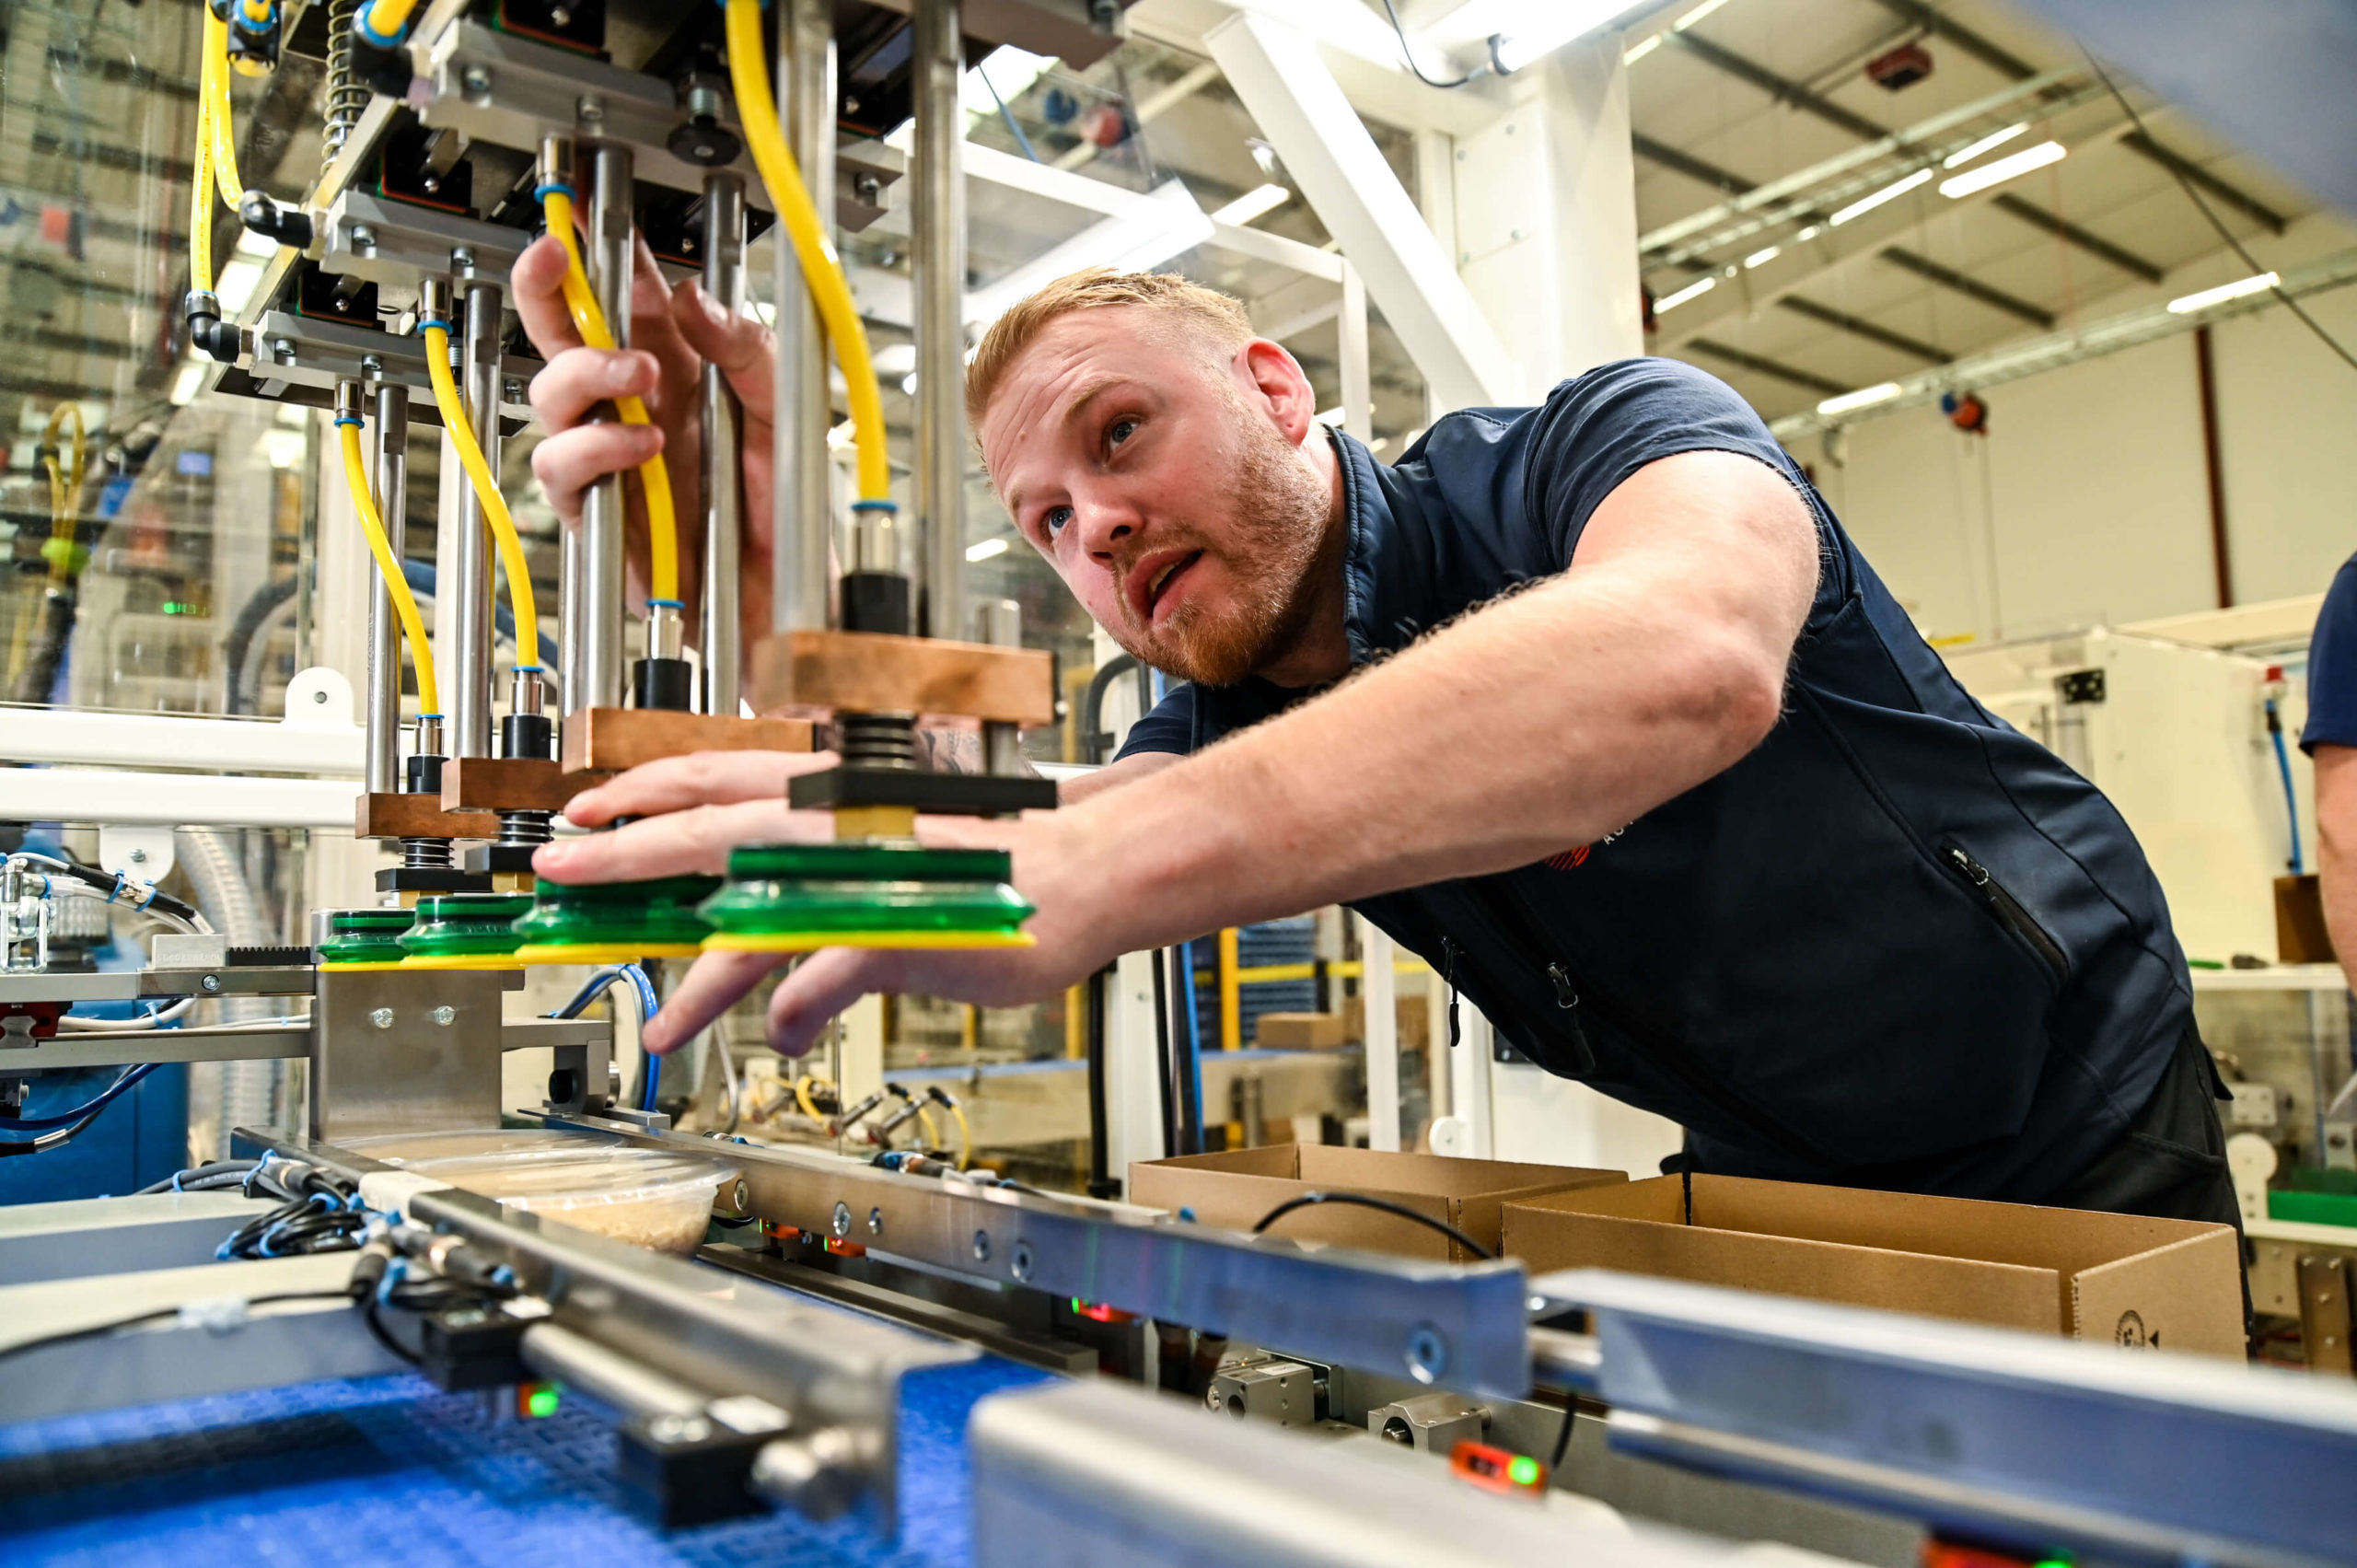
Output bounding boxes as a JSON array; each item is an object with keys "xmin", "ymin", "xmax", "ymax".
[{"xmin": 603, "ymin": 447, "xmax": 1817, "ymax": 1052}]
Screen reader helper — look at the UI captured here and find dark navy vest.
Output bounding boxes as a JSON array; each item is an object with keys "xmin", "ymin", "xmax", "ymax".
[{"xmin": 1133, "ymin": 370, "xmax": 2190, "ymax": 1202}]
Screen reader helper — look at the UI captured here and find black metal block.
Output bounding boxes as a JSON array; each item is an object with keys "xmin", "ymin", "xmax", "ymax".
[
  {"xmin": 616, "ymin": 1413, "xmax": 772, "ymax": 1528},
  {"xmin": 787, "ymin": 766, "xmax": 1058, "ymax": 818},
  {"xmin": 376, "ymin": 866, "xmax": 496, "ymax": 896},
  {"xmin": 417, "ymin": 1307, "xmax": 528, "ymax": 1391}
]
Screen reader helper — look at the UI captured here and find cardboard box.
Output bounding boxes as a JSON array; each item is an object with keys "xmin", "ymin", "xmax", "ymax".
[
  {"xmin": 1130, "ymin": 1144, "xmax": 1625, "ymax": 1261},
  {"xmin": 1254, "ymin": 1012, "xmax": 1349, "ymax": 1049},
  {"xmin": 1503, "ymin": 1174, "xmax": 2245, "ymax": 1358},
  {"xmin": 1341, "ymin": 993, "xmax": 1431, "ymax": 1051}
]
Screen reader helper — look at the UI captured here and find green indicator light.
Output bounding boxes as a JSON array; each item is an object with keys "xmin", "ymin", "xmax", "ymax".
[
  {"xmin": 1506, "ymin": 1455, "xmax": 1540, "ymax": 1487},
  {"xmin": 526, "ymin": 1386, "xmax": 561, "ymax": 1418},
  {"xmin": 2033, "ymin": 1560, "xmax": 2071, "ymax": 1568},
  {"xmin": 1071, "ymin": 1298, "xmax": 1085, "ymax": 1313}
]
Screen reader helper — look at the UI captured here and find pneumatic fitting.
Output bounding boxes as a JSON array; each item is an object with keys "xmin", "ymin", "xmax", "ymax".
[{"xmin": 183, "ymin": 291, "xmax": 240, "ymax": 365}]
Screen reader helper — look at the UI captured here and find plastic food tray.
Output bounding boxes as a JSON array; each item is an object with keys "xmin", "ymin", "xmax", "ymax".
[
  {"xmin": 343, "ymin": 1128, "xmax": 622, "ymax": 1165},
  {"xmin": 404, "ymin": 1147, "xmax": 742, "ymax": 1255}
]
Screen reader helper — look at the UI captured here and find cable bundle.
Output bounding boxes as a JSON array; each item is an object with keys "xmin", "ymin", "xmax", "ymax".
[{"xmin": 215, "ymin": 1158, "xmax": 370, "ymax": 1260}]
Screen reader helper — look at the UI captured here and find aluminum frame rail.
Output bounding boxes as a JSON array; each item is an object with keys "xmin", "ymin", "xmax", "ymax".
[
  {"xmin": 1533, "ymin": 1269, "xmax": 2357, "ymax": 1568},
  {"xmin": 252, "ymin": 1129, "xmax": 972, "ymax": 1528},
  {"xmin": 542, "ymin": 1111, "xmax": 1536, "ymax": 1398}
]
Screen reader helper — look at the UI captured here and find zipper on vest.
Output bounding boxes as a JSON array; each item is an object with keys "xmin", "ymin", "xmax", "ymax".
[
  {"xmin": 1940, "ymin": 842, "xmax": 2068, "ymax": 985},
  {"xmin": 1466, "ymin": 876, "xmax": 1827, "ymax": 1165}
]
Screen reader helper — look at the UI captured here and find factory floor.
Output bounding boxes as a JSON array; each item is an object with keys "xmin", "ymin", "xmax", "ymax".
[{"xmin": 0, "ymin": 1355, "xmax": 1051, "ymax": 1567}]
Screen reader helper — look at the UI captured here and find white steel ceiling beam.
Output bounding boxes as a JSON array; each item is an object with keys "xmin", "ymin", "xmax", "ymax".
[{"xmin": 1205, "ymin": 9, "xmax": 1520, "ymax": 409}]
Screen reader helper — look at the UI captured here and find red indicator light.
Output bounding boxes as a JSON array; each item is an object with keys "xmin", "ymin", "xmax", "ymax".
[{"xmin": 1449, "ymin": 1439, "xmax": 1546, "ymax": 1497}]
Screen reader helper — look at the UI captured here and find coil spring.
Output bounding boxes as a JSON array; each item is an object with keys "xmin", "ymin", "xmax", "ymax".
[
  {"xmin": 321, "ymin": 0, "xmax": 367, "ymax": 175},
  {"xmin": 839, "ymin": 713, "xmax": 917, "ymax": 770},
  {"xmin": 495, "ymin": 809, "xmax": 555, "ymax": 847},
  {"xmin": 400, "ymin": 836, "xmax": 454, "ymax": 870}
]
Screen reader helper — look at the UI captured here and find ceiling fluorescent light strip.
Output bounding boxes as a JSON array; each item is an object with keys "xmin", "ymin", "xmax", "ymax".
[
  {"xmin": 2167, "ymin": 272, "xmax": 2279, "ymax": 314},
  {"xmin": 1655, "ymin": 276, "xmax": 1717, "ymax": 311},
  {"xmin": 1829, "ymin": 168, "xmax": 1932, "ymax": 226},
  {"xmin": 1943, "ymin": 122, "xmax": 2028, "ymax": 168},
  {"xmin": 1937, "ymin": 139, "xmax": 2066, "ymax": 200},
  {"xmin": 1816, "ymin": 381, "xmax": 1902, "ymax": 416}
]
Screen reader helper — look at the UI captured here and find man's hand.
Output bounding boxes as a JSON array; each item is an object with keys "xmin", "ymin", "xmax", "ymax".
[
  {"xmin": 511, "ymin": 228, "xmax": 778, "ymax": 660},
  {"xmin": 532, "ymin": 749, "xmax": 1134, "ymax": 1057}
]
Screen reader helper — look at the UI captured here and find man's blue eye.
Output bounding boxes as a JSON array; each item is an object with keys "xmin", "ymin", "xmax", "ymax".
[
  {"xmin": 1109, "ymin": 418, "xmax": 1138, "ymax": 445},
  {"xmin": 1043, "ymin": 505, "xmax": 1074, "ymax": 536}
]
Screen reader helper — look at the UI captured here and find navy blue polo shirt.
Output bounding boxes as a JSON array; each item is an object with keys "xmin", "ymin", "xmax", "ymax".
[
  {"xmin": 2303, "ymin": 552, "xmax": 2357, "ymax": 753},
  {"xmin": 1109, "ymin": 358, "xmax": 2191, "ymax": 1204}
]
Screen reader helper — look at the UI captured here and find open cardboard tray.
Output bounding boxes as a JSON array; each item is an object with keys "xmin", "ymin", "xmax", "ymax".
[
  {"xmin": 1504, "ymin": 1173, "xmax": 2246, "ymax": 1358},
  {"xmin": 1130, "ymin": 1144, "xmax": 1625, "ymax": 1262}
]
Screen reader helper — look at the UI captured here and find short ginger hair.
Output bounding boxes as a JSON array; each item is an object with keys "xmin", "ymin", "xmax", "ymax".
[{"xmin": 965, "ymin": 268, "xmax": 1255, "ymax": 435}]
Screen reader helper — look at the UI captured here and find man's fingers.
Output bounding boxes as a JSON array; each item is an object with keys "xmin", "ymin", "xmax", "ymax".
[
  {"xmin": 533, "ymin": 797, "xmax": 818, "ymax": 884},
  {"xmin": 767, "ymin": 948, "xmax": 909, "ymax": 1057},
  {"xmin": 563, "ymin": 749, "xmax": 841, "ymax": 826},
  {"xmin": 644, "ymin": 948, "xmax": 781, "ymax": 1054},
  {"xmin": 510, "ymin": 234, "xmax": 583, "ymax": 358},
  {"xmin": 530, "ymin": 423, "xmax": 664, "ymax": 527},
  {"xmin": 528, "ymin": 345, "xmax": 662, "ymax": 432},
  {"xmin": 671, "ymin": 281, "xmax": 777, "ymax": 425}
]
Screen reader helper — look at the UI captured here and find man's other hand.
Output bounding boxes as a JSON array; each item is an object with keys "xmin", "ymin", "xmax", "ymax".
[{"xmin": 511, "ymin": 229, "xmax": 779, "ymax": 655}]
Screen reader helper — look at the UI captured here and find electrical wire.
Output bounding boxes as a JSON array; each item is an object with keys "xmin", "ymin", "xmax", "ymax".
[
  {"xmin": 337, "ymin": 417, "xmax": 442, "ymax": 716},
  {"xmin": 0, "ymin": 1063, "xmax": 157, "ymax": 1132},
  {"xmin": 131, "ymin": 1157, "xmax": 261, "ymax": 1194},
  {"xmin": 2268, "ymin": 696, "xmax": 2305, "ymax": 875},
  {"xmin": 1378, "ymin": 0, "xmax": 1483, "ymax": 89},
  {"xmin": 420, "ymin": 320, "xmax": 543, "ymax": 668},
  {"xmin": 2089, "ymin": 56, "xmax": 2357, "ymax": 376},
  {"xmin": 550, "ymin": 966, "xmax": 659, "ymax": 1108},
  {"xmin": 0, "ymin": 1290, "xmax": 359, "ymax": 1365},
  {"xmin": 1249, "ymin": 1191, "xmax": 1496, "ymax": 1260},
  {"xmin": 533, "ymin": 186, "xmax": 681, "ymax": 607},
  {"xmin": 928, "ymin": 1086, "xmax": 972, "ymax": 1170},
  {"xmin": 724, "ymin": 0, "xmax": 891, "ymax": 504},
  {"xmin": 57, "ymin": 998, "xmax": 197, "ymax": 1032}
]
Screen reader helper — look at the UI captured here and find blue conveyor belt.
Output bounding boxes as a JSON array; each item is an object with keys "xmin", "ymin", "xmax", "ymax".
[{"xmin": 0, "ymin": 1354, "xmax": 1051, "ymax": 1568}]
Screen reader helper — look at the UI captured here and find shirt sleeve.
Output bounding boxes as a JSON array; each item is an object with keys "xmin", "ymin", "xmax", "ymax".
[
  {"xmin": 1522, "ymin": 357, "xmax": 1812, "ymax": 566},
  {"xmin": 1113, "ymin": 680, "xmax": 1197, "ymax": 761},
  {"xmin": 2302, "ymin": 554, "xmax": 2357, "ymax": 753}
]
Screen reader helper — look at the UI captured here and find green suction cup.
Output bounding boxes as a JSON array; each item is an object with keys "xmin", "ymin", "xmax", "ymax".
[
  {"xmin": 511, "ymin": 874, "xmax": 724, "ymax": 964},
  {"xmin": 698, "ymin": 842, "xmax": 1035, "ymax": 952},
  {"xmin": 316, "ymin": 907, "xmax": 416, "ymax": 970},
  {"xmin": 398, "ymin": 891, "xmax": 536, "ymax": 969}
]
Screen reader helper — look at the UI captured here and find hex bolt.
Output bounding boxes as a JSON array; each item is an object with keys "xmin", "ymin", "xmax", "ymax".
[
  {"xmin": 1010, "ymin": 1240, "xmax": 1034, "ymax": 1283},
  {"xmin": 971, "ymin": 1229, "xmax": 992, "ymax": 1263},
  {"xmin": 733, "ymin": 1179, "xmax": 751, "ymax": 1212},
  {"xmin": 576, "ymin": 94, "xmax": 605, "ymax": 124},
  {"xmin": 432, "ymin": 1005, "xmax": 457, "ymax": 1026},
  {"xmin": 360, "ymin": 353, "xmax": 384, "ymax": 376},
  {"xmin": 370, "ymin": 1007, "xmax": 395, "ymax": 1029},
  {"xmin": 352, "ymin": 224, "xmax": 377, "ymax": 250},
  {"xmin": 867, "ymin": 1206, "xmax": 883, "ymax": 1237},
  {"xmin": 463, "ymin": 64, "xmax": 492, "ymax": 96},
  {"xmin": 1405, "ymin": 1325, "xmax": 1449, "ymax": 1384},
  {"xmin": 200, "ymin": 973, "xmax": 223, "ymax": 993},
  {"xmin": 830, "ymin": 1201, "xmax": 852, "ymax": 1239},
  {"xmin": 450, "ymin": 246, "xmax": 475, "ymax": 270},
  {"xmin": 312, "ymin": 688, "xmax": 329, "ymax": 703},
  {"xmin": 504, "ymin": 378, "xmax": 524, "ymax": 402},
  {"xmin": 271, "ymin": 337, "xmax": 296, "ymax": 360}
]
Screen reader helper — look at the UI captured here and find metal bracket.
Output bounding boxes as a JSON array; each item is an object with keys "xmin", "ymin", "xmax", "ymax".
[
  {"xmin": 319, "ymin": 188, "xmax": 534, "ymax": 292},
  {"xmin": 222, "ymin": 309, "xmax": 536, "ymax": 429}
]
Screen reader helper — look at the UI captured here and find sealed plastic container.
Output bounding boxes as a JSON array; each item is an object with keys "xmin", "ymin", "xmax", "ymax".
[
  {"xmin": 343, "ymin": 1128, "xmax": 621, "ymax": 1165},
  {"xmin": 402, "ymin": 1147, "xmax": 743, "ymax": 1255}
]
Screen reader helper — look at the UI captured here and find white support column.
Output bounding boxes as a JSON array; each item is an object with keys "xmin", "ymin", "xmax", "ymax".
[
  {"xmin": 1338, "ymin": 262, "xmax": 1372, "ymax": 445},
  {"xmin": 1356, "ymin": 913, "xmax": 1399, "ymax": 1153},
  {"xmin": 1106, "ymin": 949, "xmax": 1171, "ymax": 1182},
  {"xmin": 1451, "ymin": 35, "xmax": 1644, "ymax": 392},
  {"xmin": 1206, "ymin": 10, "xmax": 1519, "ymax": 412},
  {"xmin": 1438, "ymin": 1002, "xmax": 1495, "ymax": 1159}
]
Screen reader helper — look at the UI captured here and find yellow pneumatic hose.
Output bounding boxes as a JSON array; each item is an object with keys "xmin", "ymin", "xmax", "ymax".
[
  {"xmin": 421, "ymin": 320, "xmax": 543, "ymax": 668},
  {"xmin": 535, "ymin": 186, "xmax": 680, "ymax": 607},
  {"xmin": 723, "ymin": 0, "xmax": 889, "ymax": 505},
  {"xmin": 337, "ymin": 418, "xmax": 443, "ymax": 718},
  {"xmin": 190, "ymin": 88, "xmax": 215, "ymax": 294},
  {"xmin": 40, "ymin": 402, "xmax": 87, "ymax": 588},
  {"xmin": 202, "ymin": 10, "xmax": 242, "ymax": 204}
]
